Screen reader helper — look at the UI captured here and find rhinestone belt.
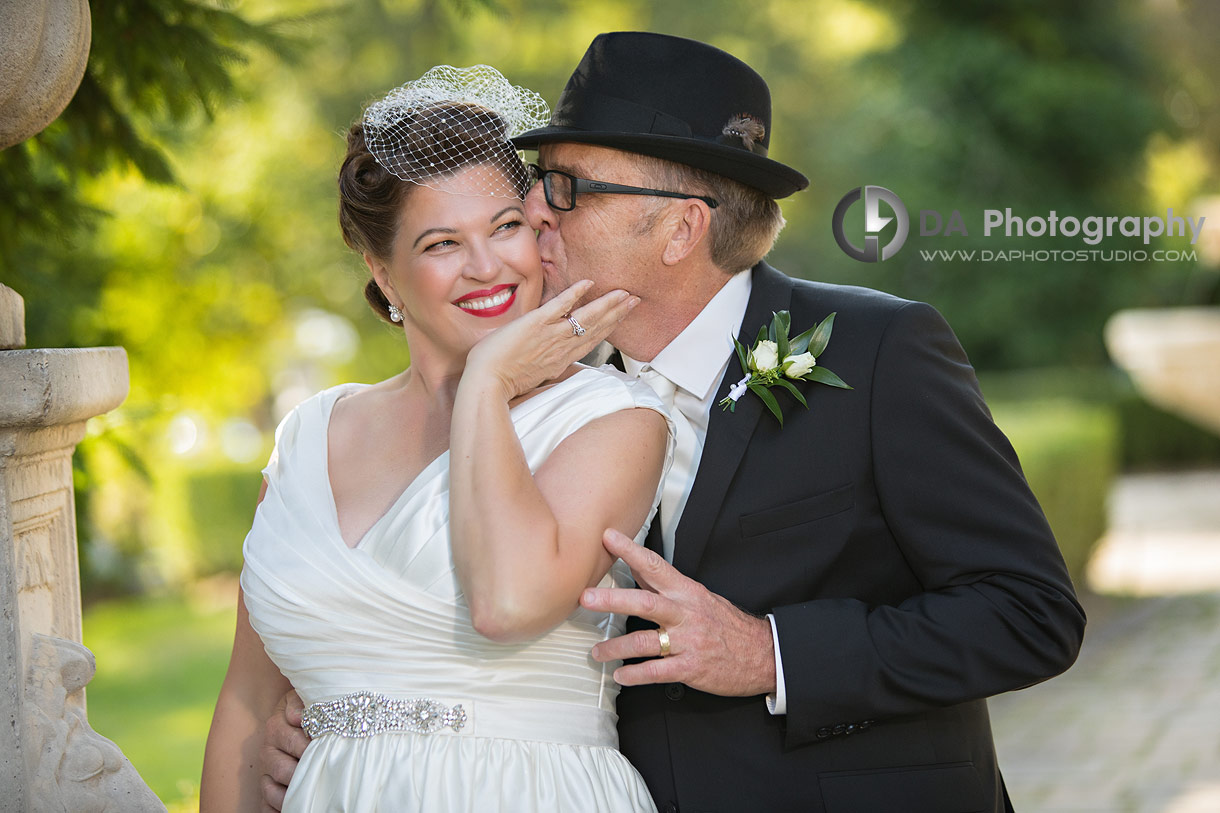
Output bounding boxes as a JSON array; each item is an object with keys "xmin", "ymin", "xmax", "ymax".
[{"xmin": 301, "ymin": 691, "xmax": 468, "ymax": 739}]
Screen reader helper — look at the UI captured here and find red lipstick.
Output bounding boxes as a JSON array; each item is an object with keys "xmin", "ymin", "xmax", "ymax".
[{"xmin": 452, "ymin": 284, "xmax": 517, "ymax": 318}]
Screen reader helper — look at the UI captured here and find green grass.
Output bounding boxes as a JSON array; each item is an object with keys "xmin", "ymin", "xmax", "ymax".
[{"xmin": 82, "ymin": 581, "xmax": 238, "ymax": 810}]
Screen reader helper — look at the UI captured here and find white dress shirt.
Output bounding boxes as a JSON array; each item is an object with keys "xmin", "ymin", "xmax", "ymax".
[{"xmin": 619, "ymin": 269, "xmax": 788, "ymax": 714}]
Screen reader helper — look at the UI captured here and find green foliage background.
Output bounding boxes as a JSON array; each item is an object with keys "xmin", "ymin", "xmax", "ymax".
[
  {"xmin": 992, "ymin": 400, "xmax": 1119, "ymax": 580},
  {"xmin": 2, "ymin": 0, "xmax": 1220, "ymax": 805}
]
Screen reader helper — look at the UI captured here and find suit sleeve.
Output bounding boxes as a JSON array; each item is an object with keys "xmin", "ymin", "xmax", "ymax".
[{"xmin": 771, "ymin": 300, "xmax": 1086, "ymax": 747}]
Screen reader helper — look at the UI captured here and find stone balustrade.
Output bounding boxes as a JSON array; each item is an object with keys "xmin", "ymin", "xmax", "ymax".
[
  {"xmin": 1105, "ymin": 307, "xmax": 1220, "ymax": 437},
  {"xmin": 1, "ymin": 284, "xmax": 163, "ymax": 811}
]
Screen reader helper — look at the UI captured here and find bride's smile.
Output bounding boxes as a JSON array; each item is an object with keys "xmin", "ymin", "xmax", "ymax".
[{"xmin": 453, "ymin": 283, "xmax": 518, "ymax": 316}]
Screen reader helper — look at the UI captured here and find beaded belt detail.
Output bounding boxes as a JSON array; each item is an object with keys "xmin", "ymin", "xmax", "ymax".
[{"xmin": 301, "ymin": 691, "xmax": 468, "ymax": 739}]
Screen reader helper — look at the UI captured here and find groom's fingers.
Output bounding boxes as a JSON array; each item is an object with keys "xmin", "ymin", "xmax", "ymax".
[
  {"xmin": 258, "ymin": 775, "xmax": 287, "ymax": 812},
  {"xmin": 259, "ymin": 689, "xmax": 309, "ymax": 810},
  {"xmin": 612, "ymin": 655, "xmax": 685, "ymax": 687},
  {"xmin": 589, "ymin": 528, "xmax": 779, "ymax": 696},
  {"xmin": 600, "ymin": 527, "xmax": 690, "ymax": 594},
  {"xmin": 265, "ymin": 690, "xmax": 309, "ymax": 758},
  {"xmin": 590, "ymin": 627, "xmax": 674, "ymax": 663},
  {"xmin": 582, "ymin": 584, "xmax": 679, "ymax": 626},
  {"xmin": 285, "ymin": 687, "xmax": 306, "ymax": 727}
]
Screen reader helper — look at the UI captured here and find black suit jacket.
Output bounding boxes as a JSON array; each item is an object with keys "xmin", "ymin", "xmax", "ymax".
[{"xmin": 616, "ymin": 262, "xmax": 1085, "ymax": 813}]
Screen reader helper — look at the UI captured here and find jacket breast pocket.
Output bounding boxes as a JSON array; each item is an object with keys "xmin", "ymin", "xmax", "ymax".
[
  {"xmin": 737, "ymin": 484, "xmax": 854, "ymax": 539},
  {"xmin": 819, "ymin": 762, "xmax": 986, "ymax": 813}
]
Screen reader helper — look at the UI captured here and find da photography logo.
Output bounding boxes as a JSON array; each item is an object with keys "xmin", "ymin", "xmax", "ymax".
[{"xmin": 832, "ymin": 185, "xmax": 910, "ymax": 262}]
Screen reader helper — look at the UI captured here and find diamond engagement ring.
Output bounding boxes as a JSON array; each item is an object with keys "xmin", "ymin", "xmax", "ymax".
[
  {"xmin": 566, "ymin": 314, "xmax": 586, "ymax": 336},
  {"xmin": 657, "ymin": 627, "xmax": 671, "ymax": 657}
]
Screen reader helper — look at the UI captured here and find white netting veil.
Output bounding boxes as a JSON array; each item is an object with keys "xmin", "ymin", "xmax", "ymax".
[{"xmin": 362, "ymin": 65, "xmax": 550, "ymax": 198}]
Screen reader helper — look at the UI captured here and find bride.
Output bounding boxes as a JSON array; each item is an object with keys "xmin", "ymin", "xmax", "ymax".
[{"xmin": 200, "ymin": 66, "xmax": 670, "ymax": 812}]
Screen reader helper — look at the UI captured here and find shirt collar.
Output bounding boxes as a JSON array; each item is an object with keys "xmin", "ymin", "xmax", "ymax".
[{"xmin": 621, "ymin": 268, "xmax": 753, "ymax": 401}]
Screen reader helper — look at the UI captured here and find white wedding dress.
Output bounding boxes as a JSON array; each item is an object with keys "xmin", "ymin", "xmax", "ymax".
[{"xmin": 241, "ymin": 366, "xmax": 669, "ymax": 812}]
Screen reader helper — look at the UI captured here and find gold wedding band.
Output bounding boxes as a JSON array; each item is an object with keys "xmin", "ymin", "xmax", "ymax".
[{"xmin": 657, "ymin": 627, "xmax": 671, "ymax": 657}]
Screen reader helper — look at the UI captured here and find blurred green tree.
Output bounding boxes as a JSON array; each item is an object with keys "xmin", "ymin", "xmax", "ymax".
[
  {"xmin": 826, "ymin": 0, "xmax": 1186, "ymax": 367},
  {"xmin": 1, "ymin": 0, "xmax": 302, "ymax": 284}
]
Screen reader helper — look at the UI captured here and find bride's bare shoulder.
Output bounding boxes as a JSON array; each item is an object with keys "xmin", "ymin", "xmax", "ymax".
[{"xmin": 327, "ymin": 377, "xmax": 399, "ymax": 439}]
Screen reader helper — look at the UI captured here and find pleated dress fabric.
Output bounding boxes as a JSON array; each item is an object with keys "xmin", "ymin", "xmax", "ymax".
[{"xmin": 241, "ymin": 366, "xmax": 670, "ymax": 813}]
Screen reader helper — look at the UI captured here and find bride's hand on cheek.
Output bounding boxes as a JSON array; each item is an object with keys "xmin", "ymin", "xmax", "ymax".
[{"xmin": 464, "ymin": 280, "xmax": 639, "ymax": 401}]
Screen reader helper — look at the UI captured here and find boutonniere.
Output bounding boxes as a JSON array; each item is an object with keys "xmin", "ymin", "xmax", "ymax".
[{"xmin": 719, "ymin": 311, "xmax": 851, "ymax": 425}]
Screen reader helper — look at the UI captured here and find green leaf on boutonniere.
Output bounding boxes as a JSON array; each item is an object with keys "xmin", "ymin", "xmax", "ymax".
[
  {"xmin": 807, "ymin": 312, "xmax": 836, "ymax": 358},
  {"xmin": 748, "ymin": 382, "xmax": 784, "ymax": 426},
  {"xmin": 773, "ymin": 376, "xmax": 809, "ymax": 408},
  {"xmin": 774, "ymin": 311, "xmax": 791, "ymax": 361},
  {"xmin": 733, "ymin": 336, "xmax": 750, "ymax": 377},
  {"xmin": 755, "ymin": 324, "xmax": 769, "ymax": 347},
  {"xmin": 803, "ymin": 366, "xmax": 852, "ymax": 389},
  {"xmin": 789, "ymin": 324, "xmax": 815, "ymax": 355}
]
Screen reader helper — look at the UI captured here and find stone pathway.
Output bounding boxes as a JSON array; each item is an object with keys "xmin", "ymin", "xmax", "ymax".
[{"xmin": 991, "ymin": 470, "xmax": 1220, "ymax": 812}]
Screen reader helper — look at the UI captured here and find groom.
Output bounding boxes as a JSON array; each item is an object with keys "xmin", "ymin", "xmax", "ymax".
[{"xmin": 263, "ymin": 32, "xmax": 1084, "ymax": 812}]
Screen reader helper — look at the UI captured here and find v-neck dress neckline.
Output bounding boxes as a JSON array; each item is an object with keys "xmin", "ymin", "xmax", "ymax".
[{"xmin": 321, "ymin": 369, "xmax": 604, "ymax": 550}]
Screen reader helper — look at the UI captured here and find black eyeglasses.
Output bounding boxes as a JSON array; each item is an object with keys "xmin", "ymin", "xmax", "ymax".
[{"xmin": 529, "ymin": 164, "xmax": 718, "ymax": 211}]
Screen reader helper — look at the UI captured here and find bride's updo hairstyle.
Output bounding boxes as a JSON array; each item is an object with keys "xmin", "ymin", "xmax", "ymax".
[{"xmin": 337, "ymin": 66, "xmax": 550, "ymax": 324}]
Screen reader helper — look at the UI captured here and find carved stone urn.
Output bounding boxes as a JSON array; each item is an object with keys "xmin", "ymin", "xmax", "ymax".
[{"xmin": 0, "ymin": 0, "xmax": 92, "ymax": 149}]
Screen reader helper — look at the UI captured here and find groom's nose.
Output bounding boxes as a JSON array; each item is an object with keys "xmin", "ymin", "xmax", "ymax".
[{"xmin": 524, "ymin": 182, "xmax": 556, "ymax": 232}]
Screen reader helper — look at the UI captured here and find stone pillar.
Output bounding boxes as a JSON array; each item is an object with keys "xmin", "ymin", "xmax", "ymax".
[{"xmin": 0, "ymin": 284, "xmax": 163, "ymax": 811}]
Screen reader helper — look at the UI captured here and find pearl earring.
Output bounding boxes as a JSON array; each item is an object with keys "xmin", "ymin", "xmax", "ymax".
[{"xmin": 389, "ymin": 304, "xmax": 403, "ymax": 323}]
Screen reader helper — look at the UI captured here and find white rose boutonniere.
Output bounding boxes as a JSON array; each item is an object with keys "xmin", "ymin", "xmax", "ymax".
[
  {"xmin": 719, "ymin": 310, "xmax": 851, "ymax": 426},
  {"xmin": 783, "ymin": 352, "xmax": 817, "ymax": 378},
  {"xmin": 750, "ymin": 340, "xmax": 780, "ymax": 372}
]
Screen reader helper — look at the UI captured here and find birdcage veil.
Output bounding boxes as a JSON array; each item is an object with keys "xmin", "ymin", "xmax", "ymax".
[{"xmin": 362, "ymin": 65, "xmax": 550, "ymax": 198}]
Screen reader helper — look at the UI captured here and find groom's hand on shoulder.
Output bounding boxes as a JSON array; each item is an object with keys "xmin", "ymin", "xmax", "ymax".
[
  {"xmin": 582, "ymin": 529, "xmax": 777, "ymax": 698},
  {"xmin": 259, "ymin": 689, "xmax": 309, "ymax": 811}
]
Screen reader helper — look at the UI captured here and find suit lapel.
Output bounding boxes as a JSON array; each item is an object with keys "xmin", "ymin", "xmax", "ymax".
[
  {"xmin": 643, "ymin": 518, "xmax": 664, "ymax": 556},
  {"xmin": 672, "ymin": 263, "xmax": 795, "ymax": 575},
  {"xmin": 582, "ymin": 341, "xmax": 619, "ymax": 369}
]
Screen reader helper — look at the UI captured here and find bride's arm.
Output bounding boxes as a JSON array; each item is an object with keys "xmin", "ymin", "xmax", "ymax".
[
  {"xmin": 450, "ymin": 385, "xmax": 667, "ymax": 643},
  {"xmin": 448, "ymin": 283, "xmax": 667, "ymax": 643},
  {"xmin": 201, "ymin": 480, "xmax": 294, "ymax": 812}
]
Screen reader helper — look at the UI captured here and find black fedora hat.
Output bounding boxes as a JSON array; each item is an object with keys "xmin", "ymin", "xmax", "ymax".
[{"xmin": 513, "ymin": 32, "xmax": 809, "ymax": 199}]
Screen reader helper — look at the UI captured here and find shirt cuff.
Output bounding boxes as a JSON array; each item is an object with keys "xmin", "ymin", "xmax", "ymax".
[{"xmin": 765, "ymin": 613, "xmax": 787, "ymax": 715}]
